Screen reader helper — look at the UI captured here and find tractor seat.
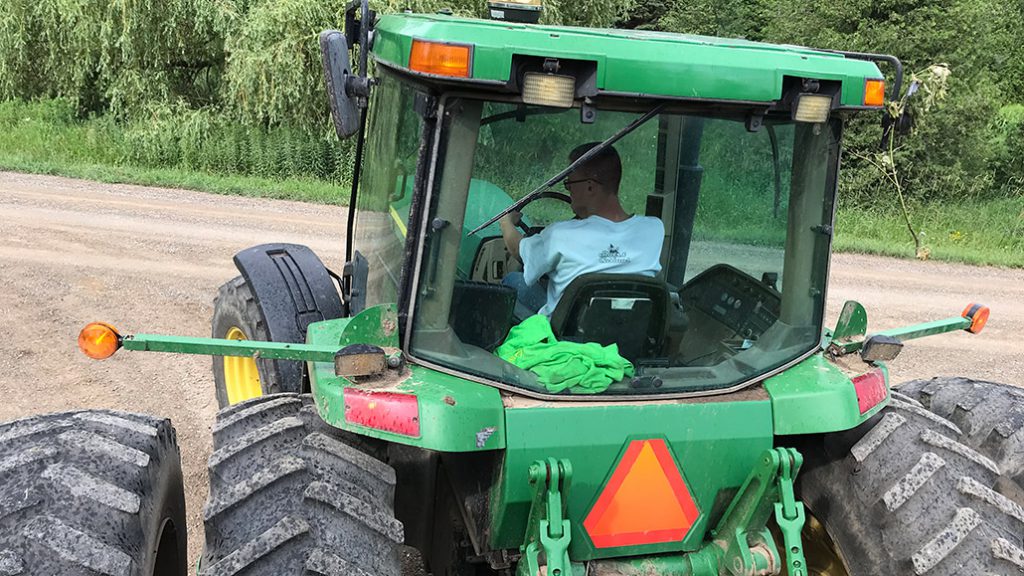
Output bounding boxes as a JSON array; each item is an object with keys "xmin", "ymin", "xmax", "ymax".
[{"xmin": 548, "ymin": 273, "xmax": 672, "ymax": 362}]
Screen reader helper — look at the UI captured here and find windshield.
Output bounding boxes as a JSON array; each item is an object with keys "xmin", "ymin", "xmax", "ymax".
[{"xmin": 403, "ymin": 96, "xmax": 837, "ymax": 397}]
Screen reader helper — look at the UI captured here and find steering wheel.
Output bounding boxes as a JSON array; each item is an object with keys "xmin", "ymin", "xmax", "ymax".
[{"xmin": 512, "ymin": 191, "xmax": 572, "ymax": 236}]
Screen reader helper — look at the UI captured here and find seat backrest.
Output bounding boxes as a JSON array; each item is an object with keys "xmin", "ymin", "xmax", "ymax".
[{"xmin": 549, "ymin": 273, "xmax": 670, "ymax": 361}]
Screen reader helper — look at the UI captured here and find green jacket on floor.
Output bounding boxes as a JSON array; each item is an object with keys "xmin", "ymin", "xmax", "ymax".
[{"xmin": 495, "ymin": 314, "xmax": 634, "ymax": 394}]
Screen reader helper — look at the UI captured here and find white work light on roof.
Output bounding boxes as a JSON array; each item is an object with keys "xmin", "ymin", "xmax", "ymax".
[
  {"xmin": 794, "ymin": 94, "xmax": 832, "ymax": 123},
  {"xmin": 522, "ymin": 73, "xmax": 575, "ymax": 108}
]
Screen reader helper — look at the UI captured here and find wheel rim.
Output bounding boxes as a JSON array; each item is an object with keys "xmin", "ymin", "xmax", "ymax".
[
  {"xmin": 772, "ymin": 510, "xmax": 850, "ymax": 576},
  {"xmin": 224, "ymin": 326, "xmax": 262, "ymax": 405}
]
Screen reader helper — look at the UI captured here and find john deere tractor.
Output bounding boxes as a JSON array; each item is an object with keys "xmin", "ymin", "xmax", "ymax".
[{"xmin": 4, "ymin": 2, "xmax": 1023, "ymax": 575}]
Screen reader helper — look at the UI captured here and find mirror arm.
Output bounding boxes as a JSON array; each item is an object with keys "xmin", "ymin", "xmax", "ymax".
[{"xmin": 826, "ymin": 51, "xmax": 903, "ymax": 101}]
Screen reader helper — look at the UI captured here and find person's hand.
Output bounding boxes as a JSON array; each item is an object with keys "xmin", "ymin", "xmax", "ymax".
[
  {"xmin": 499, "ymin": 210, "xmax": 524, "ymax": 261},
  {"xmin": 502, "ymin": 211, "xmax": 522, "ymax": 226}
]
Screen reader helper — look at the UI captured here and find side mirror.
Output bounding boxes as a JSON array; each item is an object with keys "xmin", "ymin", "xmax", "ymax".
[
  {"xmin": 896, "ymin": 80, "xmax": 919, "ymax": 136},
  {"xmin": 881, "ymin": 79, "xmax": 918, "ymax": 145},
  {"xmin": 320, "ymin": 30, "xmax": 360, "ymax": 140}
]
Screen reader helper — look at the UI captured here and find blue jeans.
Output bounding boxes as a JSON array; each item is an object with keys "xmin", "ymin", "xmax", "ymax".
[{"xmin": 502, "ymin": 272, "xmax": 547, "ymax": 318}]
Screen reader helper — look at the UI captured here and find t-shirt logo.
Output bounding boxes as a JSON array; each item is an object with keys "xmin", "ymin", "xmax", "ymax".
[{"xmin": 599, "ymin": 244, "xmax": 630, "ymax": 264}]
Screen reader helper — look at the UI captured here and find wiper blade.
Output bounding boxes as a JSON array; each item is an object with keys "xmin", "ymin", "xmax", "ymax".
[{"xmin": 469, "ymin": 102, "xmax": 667, "ymax": 235}]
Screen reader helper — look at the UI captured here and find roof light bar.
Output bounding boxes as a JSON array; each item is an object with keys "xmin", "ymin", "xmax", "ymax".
[{"xmin": 488, "ymin": 0, "xmax": 542, "ymax": 23}]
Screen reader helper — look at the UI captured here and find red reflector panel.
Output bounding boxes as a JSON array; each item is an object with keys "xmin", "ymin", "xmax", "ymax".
[
  {"xmin": 584, "ymin": 439, "xmax": 700, "ymax": 548},
  {"xmin": 853, "ymin": 368, "xmax": 888, "ymax": 414},
  {"xmin": 343, "ymin": 389, "xmax": 420, "ymax": 437}
]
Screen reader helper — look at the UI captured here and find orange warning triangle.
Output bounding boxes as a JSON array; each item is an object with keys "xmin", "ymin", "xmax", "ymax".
[{"xmin": 583, "ymin": 439, "xmax": 700, "ymax": 548}]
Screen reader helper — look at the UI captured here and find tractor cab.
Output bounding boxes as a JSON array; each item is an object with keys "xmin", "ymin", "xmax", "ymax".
[{"xmin": 335, "ymin": 13, "xmax": 875, "ymax": 399}]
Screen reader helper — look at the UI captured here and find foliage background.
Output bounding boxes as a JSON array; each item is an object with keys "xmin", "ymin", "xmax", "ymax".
[{"xmin": 0, "ymin": 0, "xmax": 1021, "ymax": 262}]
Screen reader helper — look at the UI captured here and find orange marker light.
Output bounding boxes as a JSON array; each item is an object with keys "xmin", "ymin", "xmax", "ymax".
[
  {"xmin": 864, "ymin": 78, "xmax": 886, "ymax": 107},
  {"xmin": 961, "ymin": 303, "xmax": 990, "ymax": 334},
  {"xmin": 409, "ymin": 39, "xmax": 472, "ymax": 78},
  {"xmin": 78, "ymin": 322, "xmax": 122, "ymax": 360}
]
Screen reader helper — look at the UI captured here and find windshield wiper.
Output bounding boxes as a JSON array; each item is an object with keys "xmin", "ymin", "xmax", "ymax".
[{"xmin": 469, "ymin": 102, "xmax": 667, "ymax": 235}]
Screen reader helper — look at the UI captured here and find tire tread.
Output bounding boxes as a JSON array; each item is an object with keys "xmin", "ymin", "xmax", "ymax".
[
  {"xmin": 0, "ymin": 410, "xmax": 186, "ymax": 576},
  {"xmin": 898, "ymin": 378, "xmax": 1024, "ymax": 487},
  {"xmin": 801, "ymin": 381, "xmax": 1024, "ymax": 576},
  {"xmin": 201, "ymin": 394, "xmax": 402, "ymax": 576}
]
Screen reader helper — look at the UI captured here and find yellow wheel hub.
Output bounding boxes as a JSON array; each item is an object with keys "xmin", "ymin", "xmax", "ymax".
[{"xmin": 223, "ymin": 326, "xmax": 263, "ymax": 405}]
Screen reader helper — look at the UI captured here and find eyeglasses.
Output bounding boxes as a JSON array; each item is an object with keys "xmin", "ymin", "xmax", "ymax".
[{"xmin": 563, "ymin": 177, "xmax": 594, "ymax": 190}]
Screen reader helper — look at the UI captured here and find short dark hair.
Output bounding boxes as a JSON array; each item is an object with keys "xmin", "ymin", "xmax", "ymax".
[{"xmin": 568, "ymin": 142, "xmax": 622, "ymax": 194}]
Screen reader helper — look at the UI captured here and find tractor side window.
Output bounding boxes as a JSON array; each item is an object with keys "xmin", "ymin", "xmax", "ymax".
[{"xmin": 351, "ymin": 72, "xmax": 424, "ymax": 309}]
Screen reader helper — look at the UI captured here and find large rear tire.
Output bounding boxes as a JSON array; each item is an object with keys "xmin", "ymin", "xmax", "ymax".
[
  {"xmin": 0, "ymin": 410, "xmax": 187, "ymax": 576},
  {"xmin": 797, "ymin": 392, "xmax": 1024, "ymax": 575},
  {"xmin": 200, "ymin": 394, "xmax": 403, "ymax": 575},
  {"xmin": 896, "ymin": 377, "xmax": 1024, "ymax": 493}
]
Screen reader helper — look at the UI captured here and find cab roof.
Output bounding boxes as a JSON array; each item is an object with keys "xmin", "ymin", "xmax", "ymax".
[{"xmin": 372, "ymin": 13, "xmax": 884, "ymax": 108}]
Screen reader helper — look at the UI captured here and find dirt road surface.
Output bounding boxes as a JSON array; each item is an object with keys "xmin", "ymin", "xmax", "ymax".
[{"xmin": 1, "ymin": 171, "xmax": 1021, "ymax": 568}]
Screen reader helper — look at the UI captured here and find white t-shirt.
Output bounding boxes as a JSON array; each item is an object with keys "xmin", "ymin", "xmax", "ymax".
[{"xmin": 519, "ymin": 215, "xmax": 665, "ymax": 316}]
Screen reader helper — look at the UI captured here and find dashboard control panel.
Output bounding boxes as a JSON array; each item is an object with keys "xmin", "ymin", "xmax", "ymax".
[{"xmin": 680, "ymin": 264, "xmax": 781, "ymax": 339}]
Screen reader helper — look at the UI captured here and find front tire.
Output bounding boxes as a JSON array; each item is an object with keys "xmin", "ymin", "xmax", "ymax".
[
  {"xmin": 0, "ymin": 410, "xmax": 187, "ymax": 576},
  {"xmin": 200, "ymin": 394, "xmax": 403, "ymax": 575},
  {"xmin": 798, "ymin": 394, "xmax": 1024, "ymax": 575},
  {"xmin": 212, "ymin": 276, "xmax": 303, "ymax": 408}
]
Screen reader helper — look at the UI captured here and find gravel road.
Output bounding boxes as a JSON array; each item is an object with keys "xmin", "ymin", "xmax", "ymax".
[{"xmin": 1, "ymin": 171, "xmax": 1021, "ymax": 568}]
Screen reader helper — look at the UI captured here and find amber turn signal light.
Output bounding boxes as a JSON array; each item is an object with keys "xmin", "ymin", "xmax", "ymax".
[
  {"xmin": 409, "ymin": 39, "xmax": 472, "ymax": 78},
  {"xmin": 864, "ymin": 78, "xmax": 886, "ymax": 107},
  {"xmin": 78, "ymin": 322, "xmax": 122, "ymax": 359},
  {"xmin": 961, "ymin": 303, "xmax": 990, "ymax": 334}
]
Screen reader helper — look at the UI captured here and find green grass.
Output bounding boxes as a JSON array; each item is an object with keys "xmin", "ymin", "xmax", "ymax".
[
  {"xmin": 0, "ymin": 156, "xmax": 348, "ymax": 204},
  {"xmin": 1, "ymin": 98, "xmax": 1021, "ymax": 267},
  {"xmin": 834, "ymin": 198, "xmax": 1024, "ymax": 268},
  {"xmin": 0, "ymin": 98, "xmax": 350, "ymax": 204}
]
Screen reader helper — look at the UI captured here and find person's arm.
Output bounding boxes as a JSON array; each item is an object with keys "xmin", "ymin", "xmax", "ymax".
[{"xmin": 500, "ymin": 211, "xmax": 524, "ymax": 262}]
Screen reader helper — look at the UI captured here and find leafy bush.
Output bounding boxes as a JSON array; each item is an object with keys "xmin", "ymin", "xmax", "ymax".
[
  {"xmin": 0, "ymin": 0, "xmax": 1022, "ymax": 218},
  {"xmin": 992, "ymin": 104, "xmax": 1024, "ymax": 196}
]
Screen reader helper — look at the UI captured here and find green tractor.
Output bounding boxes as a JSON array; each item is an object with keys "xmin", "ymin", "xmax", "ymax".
[{"xmin": 4, "ymin": 3, "xmax": 1024, "ymax": 575}]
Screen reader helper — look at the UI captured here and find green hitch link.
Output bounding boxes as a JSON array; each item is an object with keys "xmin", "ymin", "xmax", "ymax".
[
  {"xmin": 773, "ymin": 449, "xmax": 808, "ymax": 576},
  {"xmin": 520, "ymin": 458, "xmax": 574, "ymax": 576},
  {"xmin": 712, "ymin": 447, "xmax": 807, "ymax": 576}
]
